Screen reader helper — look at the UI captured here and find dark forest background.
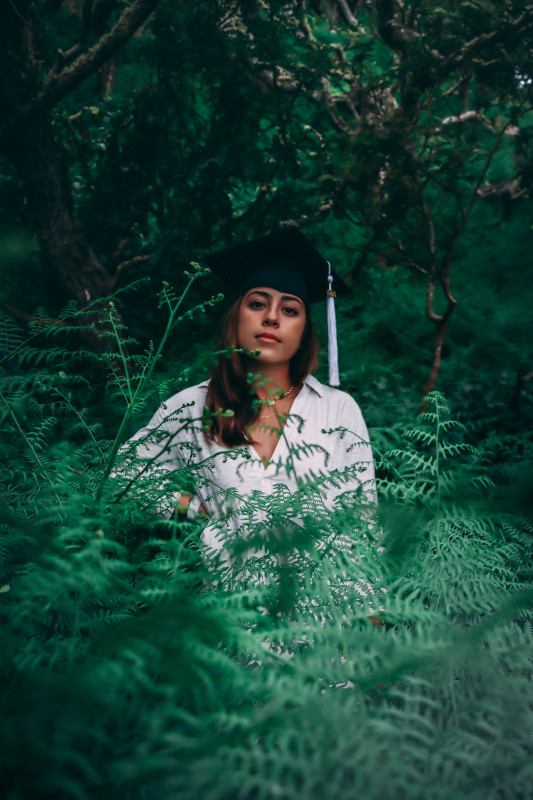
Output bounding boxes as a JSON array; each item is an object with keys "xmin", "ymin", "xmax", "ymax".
[{"xmin": 1, "ymin": 2, "xmax": 533, "ymax": 798}]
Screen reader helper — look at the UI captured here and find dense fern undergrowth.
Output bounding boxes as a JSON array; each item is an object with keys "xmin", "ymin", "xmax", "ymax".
[{"xmin": 1, "ymin": 273, "xmax": 532, "ymax": 800}]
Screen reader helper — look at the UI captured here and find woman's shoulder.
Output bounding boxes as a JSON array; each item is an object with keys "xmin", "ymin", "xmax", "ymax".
[
  {"xmin": 304, "ymin": 375, "xmax": 362, "ymax": 412},
  {"xmin": 155, "ymin": 380, "xmax": 209, "ymax": 419},
  {"xmin": 303, "ymin": 375, "xmax": 369, "ymax": 437}
]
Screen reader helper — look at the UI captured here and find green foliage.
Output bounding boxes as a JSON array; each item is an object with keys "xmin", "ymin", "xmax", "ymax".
[{"xmin": 1, "ymin": 286, "xmax": 532, "ymax": 799}]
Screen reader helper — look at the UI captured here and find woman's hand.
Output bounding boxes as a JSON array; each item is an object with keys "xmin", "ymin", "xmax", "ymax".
[{"xmin": 176, "ymin": 493, "xmax": 208, "ymax": 518}]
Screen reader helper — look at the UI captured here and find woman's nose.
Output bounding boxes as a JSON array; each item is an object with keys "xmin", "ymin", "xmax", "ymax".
[{"xmin": 263, "ymin": 306, "xmax": 279, "ymax": 326}]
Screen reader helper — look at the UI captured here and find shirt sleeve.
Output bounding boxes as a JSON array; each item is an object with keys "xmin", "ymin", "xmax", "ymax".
[
  {"xmin": 111, "ymin": 391, "xmax": 203, "ymax": 518},
  {"xmin": 322, "ymin": 392, "xmax": 376, "ymax": 508}
]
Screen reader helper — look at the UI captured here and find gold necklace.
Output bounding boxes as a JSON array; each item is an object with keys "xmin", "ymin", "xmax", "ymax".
[
  {"xmin": 257, "ymin": 385, "xmax": 297, "ymax": 418},
  {"xmin": 259, "ymin": 408, "xmax": 283, "ymax": 419},
  {"xmin": 260, "ymin": 384, "xmax": 296, "ymax": 407}
]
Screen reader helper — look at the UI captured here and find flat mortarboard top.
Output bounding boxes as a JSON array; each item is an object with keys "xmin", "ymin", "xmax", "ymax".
[{"xmin": 203, "ymin": 227, "xmax": 350, "ymax": 306}]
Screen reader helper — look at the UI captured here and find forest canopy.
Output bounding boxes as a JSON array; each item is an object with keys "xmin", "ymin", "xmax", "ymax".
[
  {"xmin": 2, "ymin": 0, "xmax": 533, "ymax": 408},
  {"xmin": 1, "ymin": 2, "xmax": 532, "ymax": 798}
]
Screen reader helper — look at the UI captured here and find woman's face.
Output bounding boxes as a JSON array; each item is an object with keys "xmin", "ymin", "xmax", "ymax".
[{"xmin": 237, "ymin": 286, "xmax": 307, "ymax": 367}]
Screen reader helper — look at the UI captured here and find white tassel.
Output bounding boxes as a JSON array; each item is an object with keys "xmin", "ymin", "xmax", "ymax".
[{"xmin": 327, "ymin": 261, "xmax": 340, "ymax": 386}]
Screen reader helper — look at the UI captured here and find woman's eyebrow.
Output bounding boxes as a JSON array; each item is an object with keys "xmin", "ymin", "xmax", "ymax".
[{"xmin": 248, "ymin": 290, "xmax": 302, "ymax": 305}]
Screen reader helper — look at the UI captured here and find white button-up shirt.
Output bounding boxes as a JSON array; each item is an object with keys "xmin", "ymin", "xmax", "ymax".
[
  {"xmin": 117, "ymin": 375, "xmax": 374, "ymax": 518},
  {"xmin": 115, "ymin": 375, "xmax": 379, "ymax": 592}
]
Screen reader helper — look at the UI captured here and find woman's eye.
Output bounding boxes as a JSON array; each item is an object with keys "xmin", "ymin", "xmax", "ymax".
[
  {"xmin": 249, "ymin": 301, "xmax": 264, "ymax": 309},
  {"xmin": 284, "ymin": 307, "xmax": 298, "ymax": 315}
]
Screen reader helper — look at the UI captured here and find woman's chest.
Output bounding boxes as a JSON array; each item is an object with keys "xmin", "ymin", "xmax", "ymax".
[
  {"xmin": 193, "ymin": 409, "xmax": 335, "ymax": 494},
  {"xmin": 248, "ymin": 423, "xmax": 283, "ymax": 468}
]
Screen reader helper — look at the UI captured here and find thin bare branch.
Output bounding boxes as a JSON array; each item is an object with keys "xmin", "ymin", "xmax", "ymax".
[
  {"xmin": 425, "ymin": 274, "xmax": 442, "ymax": 324},
  {"xmin": 111, "ymin": 238, "xmax": 129, "ymax": 264},
  {"xmin": 442, "ymin": 117, "xmax": 520, "ymax": 272},
  {"xmin": 441, "ymin": 73, "xmax": 472, "ymax": 99},
  {"xmin": 7, "ymin": 0, "xmax": 31, "ymax": 27},
  {"xmin": 110, "ymin": 255, "xmax": 151, "ymax": 289},
  {"xmin": 395, "ymin": 240, "xmax": 429, "ymax": 276}
]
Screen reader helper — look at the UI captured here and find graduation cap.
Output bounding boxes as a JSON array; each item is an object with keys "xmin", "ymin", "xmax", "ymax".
[{"xmin": 203, "ymin": 227, "xmax": 350, "ymax": 386}]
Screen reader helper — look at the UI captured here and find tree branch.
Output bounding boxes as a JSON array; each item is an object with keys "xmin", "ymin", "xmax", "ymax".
[
  {"xmin": 0, "ymin": 301, "xmax": 66, "ymax": 329},
  {"xmin": 440, "ymin": 7, "xmax": 533, "ymax": 74},
  {"xmin": 109, "ymin": 255, "xmax": 151, "ymax": 289},
  {"xmin": 49, "ymin": 0, "xmax": 95, "ymax": 77},
  {"xmin": 476, "ymin": 178, "xmax": 525, "ymax": 200},
  {"xmin": 111, "ymin": 237, "xmax": 129, "ymax": 264},
  {"xmin": 424, "ymin": 274, "xmax": 441, "ymax": 324},
  {"xmin": 375, "ymin": 0, "xmax": 418, "ymax": 51},
  {"xmin": 0, "ymin": 0, "xmax": 160, "ymax": 145},
  {"xmin": 5, "ymin": 0, "xmax": 31, "ymax": 28},
  {"xmin": 395, "ymin": 239, "xmax": 429, "ymax": 276},
  {"xmin": 440, "ymin": 109, "xmax": 496, "ymax": 130},
  {"xmin": 320, "ymin": 77, "xmax": 351, "ymax": 133},
  {"xmin": 336, "ymin": 0, "xmax": 358, "ymax": 27},
  {"xmin": 442, "ymin": 118, "xmax": 519, "ymax": 272}
]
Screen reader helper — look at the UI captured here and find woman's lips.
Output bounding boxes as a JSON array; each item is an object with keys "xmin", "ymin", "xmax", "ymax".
[{"xmin": 256, "ymin": 334, "xmax": 280, "ymax": 342}]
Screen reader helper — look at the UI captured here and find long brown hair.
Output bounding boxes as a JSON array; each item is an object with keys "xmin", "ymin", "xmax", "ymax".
[{"xmin": 203, "ymin": 297, "xmax": 319, "ymax": 447}]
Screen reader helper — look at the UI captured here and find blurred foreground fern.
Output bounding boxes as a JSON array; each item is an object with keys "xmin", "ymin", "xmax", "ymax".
[{"xmin": 0, "ymin": 281, "xmax": 532, "ymax": 800}]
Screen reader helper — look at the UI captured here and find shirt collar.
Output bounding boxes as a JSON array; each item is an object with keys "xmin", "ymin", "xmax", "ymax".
[
  {"xmin": 202, "ymin": 375, "xmax": 324, "ymax": 395},
  {"xmin": 303, "ymin": 374, "xmax": 325, "ymax": 397}
]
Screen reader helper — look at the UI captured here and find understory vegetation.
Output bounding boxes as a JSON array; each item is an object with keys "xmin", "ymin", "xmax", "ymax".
[{"xmin": 1, "ymin": 277, "xmax": 532, "ymax": 799}]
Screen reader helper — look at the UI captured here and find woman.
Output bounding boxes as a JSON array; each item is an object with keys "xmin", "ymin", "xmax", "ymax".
[{"xmin": 116, "ymin": 228, "xmax": 376, "ymax": 585}]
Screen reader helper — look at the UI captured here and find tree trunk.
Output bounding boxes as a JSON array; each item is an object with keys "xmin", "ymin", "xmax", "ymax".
[
  {"xmin": 0, "ymin": 0, "xmax": 159, "ymax": 318},
  {"xmin": 1, "ymin": 0, "xmax": 111, "ymax": 310},
  {"xmin": 6, "ymin": 124, "xmax": 113, "ymax": 309},
  {"xmin": 422, "ymin": 317, "xmax": 451, "ymax": 398},
  {"xmin": 418, "ymin": 315, "xmax": 453, "ymax": 412}
]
